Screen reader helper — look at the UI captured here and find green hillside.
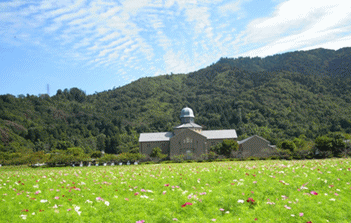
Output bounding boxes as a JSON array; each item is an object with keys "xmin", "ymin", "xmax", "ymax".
[{"xmin": 1, "ymin": 47, "xmax": 351, "ymax": 154}]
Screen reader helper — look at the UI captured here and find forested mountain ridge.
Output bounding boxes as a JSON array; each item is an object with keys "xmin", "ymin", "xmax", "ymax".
[{"xmin": 1, "ymin": 47, "xmax": 351, "ymax": 154}]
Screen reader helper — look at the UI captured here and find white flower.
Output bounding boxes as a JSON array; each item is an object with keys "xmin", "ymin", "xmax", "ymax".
[
  {"xmin": 237, "ymin": 199, "xmax": 244, "ymax": 203},
  {"xmin": 74, "ymin": 206, "xmax": 81, "ymax": 216},
  {"xmin": 20, "ymin": 215, "xmax": 27, "ymax": 220},
  {"xmin": 40, "ymin": 199, "xmax": 48, "ymax": 203},
  {"xmin": 53, "ymin": 204, "xmax": 58, "ymax": 209},
  {"xmin": 104, "ymin": 201, "xmax": 110, "ymax": 206},
  {"xmin": 33, "ymin": 185, "xmax": 39, "ymax": 188},
  {"xmin": 140, "ymin": 195, "xmax": 149, "ymax": 199},
  {"xmin": 330, "ymin": 198, "xmax": 336, "ymax": 201},
  {"xmin": 291, "ymin": 214, "xmax": 295, "ymax": 217},
  {"xmin": 114, "ymin": 195, "xmax": 118, "ymax": 199},
  {"xmin": 32, "ymin": 212, "xmax": 35, "ymax": 215},
  {"xmin": 225, "ymin": 211, "xmax": 230, "ymax": 214},
  {"xmin": 85, "ymin": 200, "xmax": 93, "ymax": 204}
]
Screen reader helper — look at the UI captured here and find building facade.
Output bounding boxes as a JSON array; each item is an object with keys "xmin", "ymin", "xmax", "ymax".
[
  {"xmin": 139, "ymin": 107, "xmax": 237, "ymax": 158},
  {"xmin": 237, "ymin": 135, "xmax": 276, "ymax": 158}
]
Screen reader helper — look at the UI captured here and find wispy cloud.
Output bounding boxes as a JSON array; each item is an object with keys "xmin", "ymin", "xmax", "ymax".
[
  {"xmin": 238, "ymin": 0, "xmax": 351, "ymax": 57},
  {"xmin": 0, "ymin": 0, "xmax": 350, "ymax": 90}
]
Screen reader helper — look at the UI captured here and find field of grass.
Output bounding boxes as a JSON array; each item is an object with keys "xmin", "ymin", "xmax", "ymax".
[{"xmin": 0, "ymin": 158, "xmax": 350, "ymax": 223}]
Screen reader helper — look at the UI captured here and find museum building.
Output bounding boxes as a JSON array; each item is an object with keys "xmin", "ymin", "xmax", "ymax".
[{"xmin": 139, "ymin": 107, "xmax": 237, "ymax": 158}]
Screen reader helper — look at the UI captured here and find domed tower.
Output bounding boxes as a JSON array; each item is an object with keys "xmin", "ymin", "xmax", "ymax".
[
  {"xmin": 174, "ymin": 106, "xmax": 202, "ymax": 134},
  {"xmin": 180, "ymin": 106, "xmax": 195, "ymax": 124}
]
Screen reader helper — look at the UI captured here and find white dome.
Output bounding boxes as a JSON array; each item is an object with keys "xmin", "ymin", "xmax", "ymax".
[{"xmin": 180, "ymin": 107, "xmax": 194, "ymax": 118}]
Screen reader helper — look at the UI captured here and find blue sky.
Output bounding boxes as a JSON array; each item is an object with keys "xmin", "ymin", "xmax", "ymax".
[{"xmin": 1, "ymin": 0, "xmax": 351, "ymax": 96}]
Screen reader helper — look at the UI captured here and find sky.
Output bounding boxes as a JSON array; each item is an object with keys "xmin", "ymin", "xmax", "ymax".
[{"xmin": 1, "ymin": 0, "xmax": 351, "ymax": 97}]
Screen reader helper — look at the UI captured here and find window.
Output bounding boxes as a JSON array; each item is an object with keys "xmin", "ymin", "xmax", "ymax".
[{"xmin": 183, "ymin": 137, "xmax": 193, "ymax": 144}]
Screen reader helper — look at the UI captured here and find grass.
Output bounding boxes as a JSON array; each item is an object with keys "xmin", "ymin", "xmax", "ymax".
[{"xmin": 0, "ymin": 158, "xmax": 350, "ymax": 223}]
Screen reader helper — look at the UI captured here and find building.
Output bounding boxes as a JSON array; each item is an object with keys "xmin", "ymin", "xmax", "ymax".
[
  {"xmin": 237, "ymin": 135, "xmax": 276, "ymax": 158},
  {"xmin": 139, "ymin": 107, "xmax": 237, "ymax": 158}
]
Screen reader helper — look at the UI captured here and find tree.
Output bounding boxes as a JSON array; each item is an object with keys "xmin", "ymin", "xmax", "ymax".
[
  {"xmin": 96, "ymin": 134, "xmax": 106, "ymax": 151},
  {"xmin": 150, "ymin": 147, "xmax": 167, "ymax": 159},
  {"xmin": 211, "ymin": 139, "xmax": 239, "ymax": 157},
  {"xmin": 315, "ymin": 136, "xmax": 333, "ymax": 152},
  {"xmin": 66, "ymin": 147, "xmax": 84, "ymax": 156},
  {"xmin": 281, "ymin": 140, "xmax": 297, "ymax": 153}
]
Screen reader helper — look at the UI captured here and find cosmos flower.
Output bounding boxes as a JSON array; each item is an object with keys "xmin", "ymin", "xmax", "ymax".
[{"xmin": 181, "ymin": 202, "xmax": 193, "ymax": 207}]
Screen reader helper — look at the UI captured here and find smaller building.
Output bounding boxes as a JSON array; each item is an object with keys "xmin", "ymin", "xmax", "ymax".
[{"xmin": 237, "ymin": 135, "xmax": 276, "ymax": 158}]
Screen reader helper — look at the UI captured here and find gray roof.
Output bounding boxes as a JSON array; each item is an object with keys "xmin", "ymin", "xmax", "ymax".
[
  {"xmin": 139, "ymin": 132, "xmax": 173, "ymax": 142},
  {"xmin": 174, "ymin": 122, "xmax": 202, "ymax": 129},
  {"xmin": 238, "ymin": 135, "xmax": 271, "ymax": 144},
  {"xmin": 200, "ymin": 129, "xmax": 237, "ymax": 139}
]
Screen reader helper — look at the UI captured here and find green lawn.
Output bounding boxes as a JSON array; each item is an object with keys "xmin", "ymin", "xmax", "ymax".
[{"xmin": 0, "ymin": 159, "xmax": 350, "ymax": 223}]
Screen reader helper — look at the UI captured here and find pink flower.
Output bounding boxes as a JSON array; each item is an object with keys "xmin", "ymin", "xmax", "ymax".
[
  {"xmin": 67, "ymin": 209, "xmax": 71, "ymax": 211},
  {"xmin": 136, "ymin": 220, "xmax": 145, "ymax": 223},
  {"xmin": 310, "ymin": 191, "xmax": 318, "ymax": 195},
  {"xmin": 254, "ymin": 218, "xmax": 258, "ymax": 221},
  {"xmin": 141, "ymin": 189, "xmax": 146, "ymax": 192},
  {"xmin": 246, "ymin": 198, "xmax": 255, "ymax": 204},
  {"xmin": 253, "ymin": 181, "xmax": 257, "ymax": 184},
  {"xmin": 211, "ymin": 219, "xmax": 216, "ymax": 221},
  {"xmin": 219, "ymin": 208, "xmax": 224, "ymax": 211},
  {"xmin": 164, "ymin": 184, "xmax": 170, "ymax": 187},
  {"xmin": 284, "ymin": 205, "xmax": 291, "ymax": 209},
  {"xmin": 173, "ymin": 218, "xmax": 178, "ymax": 221},
  {"xmin": 181, "ymin": 202, "xmax": 193, "ymax": 207},
  {"xmin": 54, "ymin": 197, "xmax": 59, "ymax": 199},
  {"xmin": 163, "ymin": 191, "xmax": 166, "ymax": 195},
  {"xmin": 134, "ymin": 192, "xmax": 139, "ymax": 196},
  {"xmin": 125, "ymin": 198, "xmax": 129, "ymax": 201},
  {"xmin": 299, "ymin": 213, "xmax": 304, "ymax": 217}
]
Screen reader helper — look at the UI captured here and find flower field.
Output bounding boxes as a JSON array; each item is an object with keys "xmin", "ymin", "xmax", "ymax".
[{"xmin": 1, "ymin": 159, "xmax": 350, "ymax": 223}]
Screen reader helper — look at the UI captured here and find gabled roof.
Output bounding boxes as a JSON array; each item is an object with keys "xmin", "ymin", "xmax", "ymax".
[
  {"xmin": 200, "ymin": 129, "xmax": 237, "ymax": 139},
  {"xmin": 174, "ymin": 122, "xmax": 202, "ymax": 129},
  {"xmin": 238, "ymin": 135, "xmax": 271, "ymax": 144},
  {"xmin": 139, "ymin": 132, "xmax": 173, "ymax": 142}
]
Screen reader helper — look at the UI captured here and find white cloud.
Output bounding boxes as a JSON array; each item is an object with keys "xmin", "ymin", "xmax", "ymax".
[
  {"xmin": 237, "ymin": 0, "xmax": 351, "ymax": 57},
  {"xmin": 218, "ymin": 1, "xmax": 241, "ymax": 14}
]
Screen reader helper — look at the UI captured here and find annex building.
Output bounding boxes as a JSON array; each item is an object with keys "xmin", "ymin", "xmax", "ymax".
[{"xmin": 139, "ymin": 107, "xmax": 237, "ymax": 158}]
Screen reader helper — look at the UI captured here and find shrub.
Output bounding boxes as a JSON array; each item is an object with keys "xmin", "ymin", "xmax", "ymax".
[
  {"xmin": 246, "ymin": 157, "xmax": 259, "ymax": 161},
  {"xmin": 150, "ymin": 147, "xmax": 168, "ymax": 161},
  {"xmin": 90, "ymin": 151, "xmax": 103, "ymax": 158},
  {"xmin": 98, "ymin": 154, "xmax": 118, "ymax": 163},
  {"xmin": 66, "ymin": 147, "xmax": 85, "ymax": 156},
  {"xmin": 171, "ymin": 154, "xmax": 185, "ymax": 163},
  {"xmin": 116, "ymin": 153, "xmax": 145, "ymax": 162}
]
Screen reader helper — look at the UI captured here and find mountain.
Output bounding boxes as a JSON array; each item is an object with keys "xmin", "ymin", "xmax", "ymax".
[{"xmin": 1, "ymin": 47, "xmax": 351, "ymax": 154}]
